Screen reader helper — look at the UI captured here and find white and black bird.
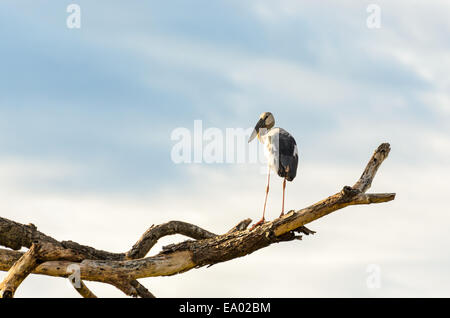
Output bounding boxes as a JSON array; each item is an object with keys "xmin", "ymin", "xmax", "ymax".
[{"xmin": 248, "ymin": 112, "xmax": 298, "ymax": 228}]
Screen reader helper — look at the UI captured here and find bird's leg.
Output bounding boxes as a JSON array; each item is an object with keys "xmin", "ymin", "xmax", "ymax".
[
  {"xmin": 280, "ymin": 178, "xmax": 286, "ymax": 218},
  {"xmin": 250, "ymin": 169, "xmax": 270, "ymax": 230},
  {"xmin": 262, "ymin": 170, "xmax": 270, "ymax": 221}
]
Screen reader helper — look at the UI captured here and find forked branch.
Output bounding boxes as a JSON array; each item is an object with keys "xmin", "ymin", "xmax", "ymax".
[{"xmin": 0, "ymin": 143, "xmax": 395, "ymax": 297}]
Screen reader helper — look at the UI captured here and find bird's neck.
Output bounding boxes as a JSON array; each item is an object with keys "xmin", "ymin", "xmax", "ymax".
[{"xmin": 257, "ymin": 127, "xmax": 272, "ymax": 143}]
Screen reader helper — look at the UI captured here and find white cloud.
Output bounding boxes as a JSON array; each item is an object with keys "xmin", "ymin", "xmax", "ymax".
[
  {"xmin": 228, "ymin": 58, "xmax": 358, "ymax": 107},
  {"xmin": 420, "ymin": 92, "xmax": 450, "ymax": 116},
  {"xmin": 0, "ymin": 157, "xmax": 83, "ymax": 194}
]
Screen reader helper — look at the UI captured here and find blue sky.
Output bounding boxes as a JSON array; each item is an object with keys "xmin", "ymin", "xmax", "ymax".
[{"xmin": 1, "ymin": 1, "xmax": 450, "ymax": 297}]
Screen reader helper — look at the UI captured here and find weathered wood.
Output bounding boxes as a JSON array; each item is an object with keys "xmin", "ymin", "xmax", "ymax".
[
  {"xmin": 0, "ymin": 143, "xmax": 395, "ymax": 297},
  {"xmin": 73, "ymin": 280, "xmax": 97, "ymax": 298},
  {"xmin": 226, "ymin": 218, "xmax": 252, "ymax": 234},
  {"xmin": 0, "ymin": 219, "xmax": 58, "ymax": 251},
  {"xmin": 0, "ymin": 243, "xmax": 41, "ymax": 298},
  {"xmin": 353, "ymin": 143, "xmax": 391, "ymax": 192},
  {"xmin": 130, "ymin": 280, "xmax": 156, "ymax": 298},
  {"xmin": 126, "ymin": 221, "xmax": 217, "ymax": 260},
  {"xmin": 0, "ymin": 220, "xmax": 152, "ymax": 297}
]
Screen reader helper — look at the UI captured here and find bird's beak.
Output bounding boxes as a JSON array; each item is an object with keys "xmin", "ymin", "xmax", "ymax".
[{"xmin": 248, "ymin": 118, "xmax": 265, "ymax": 143}]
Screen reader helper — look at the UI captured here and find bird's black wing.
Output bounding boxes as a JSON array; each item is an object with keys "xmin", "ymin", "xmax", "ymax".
[{"xmin": 276, "ymin": 129, "xmax": 299, "ymax": 181}]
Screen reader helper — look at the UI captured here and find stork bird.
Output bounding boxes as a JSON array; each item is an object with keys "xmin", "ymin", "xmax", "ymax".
[{"xmin": 248, "ymin": 112, "xmax": 298, "ymax": 229}]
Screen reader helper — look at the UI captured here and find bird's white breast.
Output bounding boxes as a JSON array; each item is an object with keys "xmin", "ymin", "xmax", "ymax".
[{"xmin": 260, "ymin": 128, "xmax": 281, "ymax": 173}]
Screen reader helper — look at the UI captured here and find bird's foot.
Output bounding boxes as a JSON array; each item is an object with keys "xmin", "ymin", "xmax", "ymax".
[
  {"xmin": 279, "ymin": 211, "xmax": 285, "ymax": 218},
  {"xmin": 249, "ymin": 218, "xmax": 266, "ymax": 231}
]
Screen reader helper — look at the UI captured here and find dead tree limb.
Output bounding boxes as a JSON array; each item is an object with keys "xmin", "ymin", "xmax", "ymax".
[
  {"xmin": 73, "ymin": 280, "xmax": 97, "ymax": 298},
  {"xmin": 0, "ymin": 143, "xmax": 395, "ymax": 297},
  {"xmin": 126, "ymin": 221, "xmax": 218, "ymax": 260},
  {"xmin": 0, "ymin": 243, "xmax": 41, "ymax": 298}
]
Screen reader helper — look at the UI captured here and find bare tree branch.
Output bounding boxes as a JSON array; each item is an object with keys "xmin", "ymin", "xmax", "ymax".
[
  {"xmin": 353, "ymin": 143, "xmax": 391, "ymax": 192},
  {"xmin": 0, "ymin": 143, "xmax": 395, "ymax": 297},
  {"xmin": 130, "ymin": 280, "xmax": 156, "ymax": 298},
  {"xmin": 126, "ymin": 221, "xmax": 218, "ymax": 260},
  {"xmin": 73, "ymin": 280, "xmax": 97, "ymax": 298},
  {"xmin": 0, "ymin": 242, "xmax": 41, "ymax": 298},
  {"xmin": 226, "ymin": 219, "xmax": 252, "ymax": 234}
]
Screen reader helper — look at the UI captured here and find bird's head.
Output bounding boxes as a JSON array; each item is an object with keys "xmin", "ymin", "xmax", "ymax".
[{"xmin": 248, "ymin": 112, "xmax": 275, "ymax": 143}]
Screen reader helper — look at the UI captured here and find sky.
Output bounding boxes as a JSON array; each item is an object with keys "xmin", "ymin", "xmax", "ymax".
[{"xmin": 0, "ymin": 0, "xmax": 449, "ymax": 297}]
